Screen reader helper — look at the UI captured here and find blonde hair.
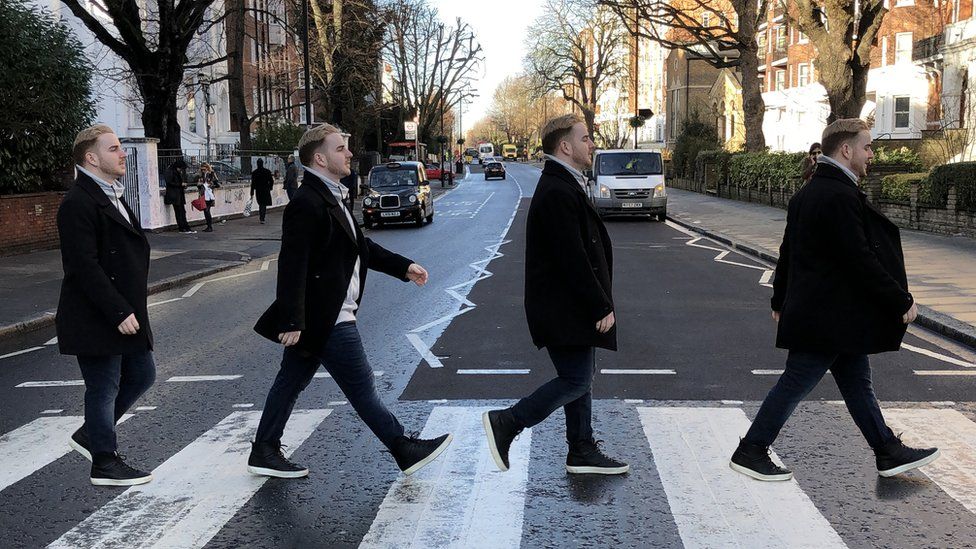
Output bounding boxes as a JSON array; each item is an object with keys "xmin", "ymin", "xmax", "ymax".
[
  {"xmin": 298, "ymin": 123, "xmax": 342, "ymax": 165},
  {"xmin": 540, "ymin": 114, "xmax": 584, "ymax": 155},
  {"xmin": 821, "ymin": 118, "xmax": 870, "ymax": 156},
  {"xmin": 201, "ymin": 162, "xmax": 212, "ymax": 171},
  {"xmin": 72, "ymin": 124, "xmax": 115, "ymax": 166}
]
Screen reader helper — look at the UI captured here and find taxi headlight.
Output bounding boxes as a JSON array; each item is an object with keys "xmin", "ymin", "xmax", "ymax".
[
  {"xmin": 408, "ymin": 194, "xmax": 418, "ymax": 204},
  {"xmin": 364, "ymin": 197, "xmax": 374, "ymax": 207}
]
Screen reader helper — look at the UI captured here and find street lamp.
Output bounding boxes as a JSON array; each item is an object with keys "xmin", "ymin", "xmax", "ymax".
[
  {"xmin": 197, "ymin": 72, "xmax": 212, "ymax": 159},
  {"xmin": 302, "ymin": 0, "xmax": 312, "ymax": 127}
]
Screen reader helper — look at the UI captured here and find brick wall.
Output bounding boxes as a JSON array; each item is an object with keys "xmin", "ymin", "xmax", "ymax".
[{"xmin": 0, "ymin": 192, "xmax": 65, "ymax": 256}]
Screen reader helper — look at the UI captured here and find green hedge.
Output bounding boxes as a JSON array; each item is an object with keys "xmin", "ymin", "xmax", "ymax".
[
  {"xmin": 873, "ymin": 146, "xmax": 923, "ymax": 172},
  {"xmin": 728, "ymin": 151, "xmax": 806, "ymax": 189},
  {"xmin": 879, "ymin": 173, "xmax": 927, "ymax": 203},
  {"xmin": 672, "ymin": 118, "xmax": 719, "ymax": 178},
  {"xmin": 926, "ymin": 162, "xmax": 976, "ymax": 208},
  {"xmin": 959, "ymin": 180, "xmax": 976, "ymax": 212}
]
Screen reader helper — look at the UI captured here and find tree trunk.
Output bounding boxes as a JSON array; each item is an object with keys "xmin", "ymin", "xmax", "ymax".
[
  {"xmin": 738, "ymin": 2, "xmax": 766, "ymax": 152},
  {"xmin": 137, "ymin": 71, "xmax": 183, "ymax": 154}
]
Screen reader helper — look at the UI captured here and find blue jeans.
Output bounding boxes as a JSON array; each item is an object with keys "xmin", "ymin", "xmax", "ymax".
[
  {"xmin": 744, "ymin": 351, "xmax": 895, "ymax": 449},
  {"xmin": 76, "ymin": 351, "xmax": 156, "ymax": 455},
  {"xmin": 254, "ymin": 322, "xmax": 404, "ymax": 448},
  {"xmin": 510, "ymin": 346, "xmax": 595, "ymax": 445}
]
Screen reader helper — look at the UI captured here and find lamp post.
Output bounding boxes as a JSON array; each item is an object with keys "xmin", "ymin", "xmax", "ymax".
[
  {"xmin": 198, "ymin": 72, "xmax": 212, "ymax": 159},
  {"xmin": 302, "ymin": 0, "xmax": 312, "ymax": 127}
]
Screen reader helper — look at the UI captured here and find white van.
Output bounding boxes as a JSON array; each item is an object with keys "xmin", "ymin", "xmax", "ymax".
[
  {"xmin": 588, "ymin": 149, "xmax": 667, "ymax": 221},
  {"xmin": 478, "ymin": 143, "xmax": 494, "ymax": 164}
]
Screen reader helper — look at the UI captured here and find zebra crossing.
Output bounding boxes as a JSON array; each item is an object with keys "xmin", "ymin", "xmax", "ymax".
[{"xmin": 1, "ymin": 402, "xmax": 976, "ymax": 548}]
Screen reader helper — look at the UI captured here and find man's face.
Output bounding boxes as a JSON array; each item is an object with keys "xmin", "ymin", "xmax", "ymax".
[
  {"xmin": 845, "ymin": 130, "xmax": 874, "ymax": 178},
  {"xmin": 88, "ymin": 133, "xmax": 127, "ymax": 179},
  {"xmin": 315, "ymin": 133, "xmax": 353, "ymax": 178},
  {"xmin": 561, "ymin": 122, "xmax": 596, "ymax": 171}
]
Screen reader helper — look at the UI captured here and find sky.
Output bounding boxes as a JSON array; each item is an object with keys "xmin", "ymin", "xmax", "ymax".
[{"xmin": 429, "ymin": 0, "xmax": 544, "ymax": 134}]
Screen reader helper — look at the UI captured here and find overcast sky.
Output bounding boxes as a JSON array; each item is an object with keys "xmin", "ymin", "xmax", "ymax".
[{"xmin": 429, "ymin": 0, "xmax": 544, "ymax": 133}]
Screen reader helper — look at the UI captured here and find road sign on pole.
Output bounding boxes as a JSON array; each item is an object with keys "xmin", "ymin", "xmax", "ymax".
[{"xmin": 404, "ymin": 121, "xmax": 417, "ymax": 141}]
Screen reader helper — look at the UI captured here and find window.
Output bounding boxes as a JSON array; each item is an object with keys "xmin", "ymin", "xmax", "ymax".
[
  {"xmin": 881, "ymin": 36, "xmax": 888, "ymax": 66},
  {"xmin": 798, "ymin": 31, "xmax": 808, "ymax": 44},
  {"xmin": 775, "ymin": 26, "xmax": 787, "ymax": 51},
  {"xmin": 702, "ymin": 12, "xmax": 711, "ymax": 26},
  {"xmin": 798, "ymin": 63, "xmax": 810, "ymax": 86},
  {"xmin": 895, "ymin": 32, "xmax": 913, "ymax": 64},
  {"xmin": 775, "ymin": 69, "xmax": 785, "ymax": 91},
  {"xmin": 894, "ymin": 96, "xmax": 911, "ymax": 129},
  {"xmin": 758, "ymin": 31, "xmax": 767, "ymax": 54}
]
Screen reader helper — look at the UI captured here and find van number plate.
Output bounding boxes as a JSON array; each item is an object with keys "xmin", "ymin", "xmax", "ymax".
[
  {"xmin": 381, "ymin": 211, "xmax": 400, "ymax": 217},
  {"xmin": 621, "ymin": 202, "xmax": 643, "ymax": 208}
]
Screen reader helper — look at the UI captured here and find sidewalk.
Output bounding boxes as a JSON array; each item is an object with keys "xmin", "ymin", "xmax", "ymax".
[{"xmin": 667, "ymin": 188, "xmax": 976, "ymax": 348}]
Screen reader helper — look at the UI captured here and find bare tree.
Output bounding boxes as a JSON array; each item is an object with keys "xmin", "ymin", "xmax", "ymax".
[
  {"xmin": 525, "ymin": 0, "xmax": 626, "ymax": 136},
  {"xmin": 600, "ymin": 0, "xmax": 768, "ymax": 151}
]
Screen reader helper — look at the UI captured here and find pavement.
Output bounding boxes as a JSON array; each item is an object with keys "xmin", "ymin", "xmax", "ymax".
[{"xmin": 665, "ymin": 188, "xmax": 976, "ymax": 350}]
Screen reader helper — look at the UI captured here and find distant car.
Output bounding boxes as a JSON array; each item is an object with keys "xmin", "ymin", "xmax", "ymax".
[
  {"xmin": 463, "ymin": 148, "xmax": 479, "ymax": 163},
  {"xmin": 362, "ymin": 161, "xmax": 434, "ymax": 229},
  {"xmin": 187, "ymin": 160, "xmax": 246, "ymax": 184},
  {"xmin": 484, "ymin": 161, "xmax": 506, "ymax": 180},
  {"xmin": 425, "ymin": 162, "xmax": 453, "ymax": 184}
]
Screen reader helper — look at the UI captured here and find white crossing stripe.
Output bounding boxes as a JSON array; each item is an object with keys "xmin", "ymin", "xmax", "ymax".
[
  {"xmin": 360, "ymin": 407, "xmax": 531, "ymax": 548},
  {"xmin": 0, "ymin": 346, "xmax": 46, "ymax": 360},
  {"xmin": 165, "ymin": 375, "xmax": 243, "ymax": 382},
  {"xmin": 0, "ymin": 415, "xmax": 132, "ymax": 491},
  {"xmin": 16, "ymin": 380, "xmax": 85, "ymax": 388},
  {"xmin": 456, "ymin": 369, "xmax": 530, "ymax": 375},
  {"xmin": 40, "ymin": 409, "xmax": 63, "ymax": 415},
  {"xmin": 314, "ymin": 371, "xmax": 385, "ymax": 379},
  {"xmin": 600, "ymin": 369, "xmax": 676, "ymax": 375},
  {"xmin": 49, "ymin": 409, "xmax": 330, "ymax": 549},
  {"xmin": 886, "ymin": 409, "xmax": 976, "ymax": 514},
  {"xmin": 901, "ymin": 343, "xmax": 976, "ymax": 368},
  {"xmin": 752, "ymin": 370, "xmax": 784, "ymax": 375},
  {"xmin": 914, "ymin": 370, "xmax": 976, "ymax": 376},
  {"xmin": 637, "ymin": 407, "xmax": 847, "ymax": 548}
]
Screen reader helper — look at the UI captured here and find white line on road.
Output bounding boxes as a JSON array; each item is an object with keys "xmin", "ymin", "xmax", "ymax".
[
  {"xmin": 600, "ymin": 369, "xmax": 676, "ymax": 375},
  {"xmin": 16, "ymin": 380, "xmax": 85, "ymax": 388},
  {"xmin": 165, "ymin": 375, "xmax": 243, "ymax": 383},
  {"xmin": 902, "ymin": 343, "xmax": 976, "ymax": 368},
  {"xmin": 148, "ymin": 297, "xmax": 183, "ymax": 308},
  {"xmin": 0, "ymin": 415, "xmax": 132, "ymax": 491},
  {"xmin": 407, "ymin": 332, "xmax": 445, "ymax": 369},
  {"xmin": 637, "ymin": 407, "xmax": 846, "ymax": 548},
  {"xmin": 468, "ymin": 191, "xmax": 496, "ymax": 218},
  {"xmin": 914, "ymin": 370, "xmax": 976, "ymax": 376},
  {"xmin": 0, "ymin": 346, "xmax": 45, "ymax": 360},
  {"xmin": 625, "ymin": 399, "xmax": 645, "ymax": 404},
  {"xmin": 752, "ymin": 369, "xmax": 785, "ymax": 375},
  {"xmin": 182, "ymin": 282, "xmax": 206, "ymax": 298},
  {"xmin": 327, "ymin": 400, "xmax": 348, "ymax": 406},
  {"xmin": 44, "ymin": 337, "xmax": 58, "ymax": 345},
  {"xmin": 313, "ymin": 371, "xmax": 385, "ymax": 379},
  {"xmin": 48, "ymin": 409, "xmax": 330, "ymax": 549},
  {"xmin": 721, "ymin": 400, "xmax": 744, "ymax": 405},
  {"xmin": 359, "ymin": 406, "xmax": 531, "ymax": 548},
  {"xmin": 40, "ymin": 409, "xmax": 63, "ymax": 414},
  {"xmin": 231, "ymin": 403, "xmax": 254, "ymax": 408},
  {"xmin": 134, "ymin": 406, "xmax": 157, "ymax": 411},
  {"xmin": 760, "ymin": 270, "xmax": 774, "ymax": 285},
  {"xmin": 456, "ymin": 369, "xmax": 530, "ymax": 375}
]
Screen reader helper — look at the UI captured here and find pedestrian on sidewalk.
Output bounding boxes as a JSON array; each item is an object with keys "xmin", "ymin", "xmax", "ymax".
[
  {"xmin": 340, "ymin": 164, "xmax": 359, "ymax": 213},
  {"xmin": 730, "ymin": 118, "xmax": 939, "ymax": 482},
  {"xmin": 57, "ymin": 124, "xmax": 156, "ymax": 487},
  {"xmin": 250, "ymin": 158, "xmax": 274, "ymax": 224},
  {"xmin": 250, "ymin": 123, "xmax": 453, "ymax": 479},
  {"xmin": 800, "ymin": 142, "xmax": 821, "ymax": 184},
  {"xmin": 283, "ymin": 155, "xmax": 299, "ymax": 200},
  {"xmin": 164, "ymin": 158, "xmax": 195, "ymax": 233},
  {"xmin": 483, "ymin": 114, "xmax": 628, "ymax": 476},
  {"xmin": 196, "ymin": 162, "xmax": 218, "ymax": 232}
]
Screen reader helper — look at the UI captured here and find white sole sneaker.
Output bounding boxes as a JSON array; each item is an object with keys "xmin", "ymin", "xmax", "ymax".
[
  {"xmin": 483, "ymin": 411, "xmax": 509, "ymax": 472},
  {"xmin": 402, "ymin": 433, "xmax": 454, "ymax": 476},
  {"xmin": 566, "ymin": 464, "xmax": 630, "ymax": 475},
  {"xmin": 878, "ymin": 449, "xmax": 941, "ymax": 478},
  {"xmin": 247, "ymin": 465, "xmax": 309, "ymax": 479},
  {"xmin": 69, "ymin": 438, "xmax": 92, "ymax": 462},
  {"xmin": 729, "ymin": 461, "xmax": 793, "ymax": 481},
  {"xmin": 90, "ymin": 473, "xmax": 153, "ymax": 486}
]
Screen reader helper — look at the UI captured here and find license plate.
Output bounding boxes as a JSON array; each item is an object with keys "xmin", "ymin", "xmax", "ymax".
[
  {"xmin": 621, "ymin": 202, "xmax": 643, "ymax": 208},
  {"xmin": 380, "ymin": 211, "xmax": 400, "ymax": 218}
]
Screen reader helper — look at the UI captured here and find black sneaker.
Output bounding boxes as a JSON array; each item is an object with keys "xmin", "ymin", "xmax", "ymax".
[
  {"xmin": 390, "ymin": 433, "xmax": 453, "ymax": 476},
  {"xmin": 875, "ymin": 436, "xmax": 940, "ymax": 477},
  {"xmin": 483, "ymin": 409, "xmax": 523, "ymax": 472},
  {"xmin": 69, "ymin": 428, "xmax": 92, "ymax": 462},
  {"xmin": 566, "ymin": 440, "xmax": 629, "ymax": 475},
  {"xmin": 729, "ymin": 440, "xmax": 793, "ymax": 481},
  {"xmin": 90, "ymin": 453, "xmax": 152, "ymax": 486},
  {"xmin": 247, "ymin": 442, "xmax": 309, "ymax": 478}
]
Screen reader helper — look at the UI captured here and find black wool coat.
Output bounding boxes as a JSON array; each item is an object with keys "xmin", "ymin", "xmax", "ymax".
[
  {"xmin": 56, "ymin": 173, "xmax": 153, "ymax": 356},
  {"xmin": 163, "ymin": 166, "xmax": 186, "ymax": 206},
  {"xmin": 254, "ymin": 172, "xmax": 413, "ymax": 354},
  {"xmin": 251, "ymin": 167, "xmax": 274, "ymax": 206},
  {"xmin": 524, "ymin": 160, "xmax": 616, "ymax": 351},
  {"xmin": 772, "ymin": 162, "xmax": 914, "ymax": 355}
]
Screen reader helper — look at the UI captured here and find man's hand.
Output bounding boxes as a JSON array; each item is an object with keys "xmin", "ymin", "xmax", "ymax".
[
  {"xmin": 278, "ymin": 331, "xmax": 301, "ymax": 346},
  {"xmin": 406, "ymin": 263, "xmax": 428, "ymax": 286},
  {"xmin": 117, "ymin": 314, "xmax": 140, "ymax": 335},
  {"xmin": 903, "ymin": 302, "xmax": 918, "ymax": 324},
  {"xmin": 772, "ymin": 310, "xmax": 781, "ymax": 323},
  {"xmin": 596, "ymin": 311, "xmax": 615, "ymax": 334}
]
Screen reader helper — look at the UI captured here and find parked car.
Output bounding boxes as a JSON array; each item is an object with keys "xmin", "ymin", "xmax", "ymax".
[
  {"xmin": 362, "ymin": 161, "xmax": 434, "ymax": 229},
  {"xmin": 587, "ymin": 149, "xmax": 667, "ymax": 221},
  {"xmin": 484, "ymin": 160, "xmax": 506, "ymax": 180},
  {"xmin": 187, "ymin": 160, "xmax": 246, "ymax": 184},
  {"xmin": 425, "ymin": 162, "xmax": 454, "ymax": 184}
]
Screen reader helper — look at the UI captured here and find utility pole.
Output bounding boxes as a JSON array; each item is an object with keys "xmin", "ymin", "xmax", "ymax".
[
  {"xmin": 302, "ymin": 0, "xmax": 312, "ymax": 127},
  {"xmin": 634, "ymin": 30, "xmax": 639, "ymax": 149}
]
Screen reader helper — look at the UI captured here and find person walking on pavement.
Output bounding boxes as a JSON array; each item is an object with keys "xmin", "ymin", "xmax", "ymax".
[
  {"xmin": 284, "ymin": 155, "xmax": 299, "ymax": 200},
  {"xmin": 250, "ymin": 158, "xmax": 274, "ymax": 224},
  {"xmin": 57, "ymin": 124, "xmax": 156, "ymax": 486},
  {"xmin": 250, "ymin": 123, "xmax": 453, "ymax": 478},
  {"xmin": 800, "ymin": 142, "xmax": 821, "ymax": 184},
  {"xmin": 483, "ymin": 114, "xmax": 628, "ymax": 475},
  {"xmin": 730, "ymin": 118, "xmax": 940, "ymax": 482},
  {"xmin": 164, "ymin": 158, "xmax": 194, "ymax": 233},
  {"xmin": 197, "ymin": 162, "xmax": 219, "ymax": 232},
  {"xmin": 339, "ymin": 164, "xmax": 359, "ymax": 214}
]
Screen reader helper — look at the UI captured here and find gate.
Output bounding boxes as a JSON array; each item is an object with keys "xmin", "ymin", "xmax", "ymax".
[{"xmin": 121, "ymin": 146, "xmax": 141, "ymax": 225}]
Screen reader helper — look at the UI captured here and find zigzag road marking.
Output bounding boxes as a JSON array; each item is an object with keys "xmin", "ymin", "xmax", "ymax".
[{"xmin": 664, "ymin": 220, "xmax": 775, "ymax": 288}]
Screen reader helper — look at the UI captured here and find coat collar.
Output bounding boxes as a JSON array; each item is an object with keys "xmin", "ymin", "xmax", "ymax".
[
  {"xmin": 542, "ymin": 160, "xmax": 588, "ymax": 197},
  {"xmin": 812, "ymin": 162, "xmax": 859, "ymax": 190},
  {"xmin": 301, "ymin": 170, "xmax": 358, "ymax": 247},
  {"xmin": 74, "ymin": 172, "xmax": 144, "ymax": 237}
]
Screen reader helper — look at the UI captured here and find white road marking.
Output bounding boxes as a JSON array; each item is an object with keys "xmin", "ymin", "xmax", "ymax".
[
  {"xmin": 456, "ymin": 369, "xmax": 530, "ymax": 375},
  {"xmin": 637, "ymin": 407, "xmax": 846, "ymax": 548},
  {"xmin": 721, "ymin": 400, "xmax": 744, "ymax": 405},
  {"xmin": 165, "ymin": 375, "xmax": 243, "ymax": 382},
  {"xmin": 134, "ymin": 406, "xmax": 157, "ymax": 411},
  {"xmin": 886, "ymin": 408, "xmax": 976, "ymax": 514},
  {"xmin": 40, "ymin": 409, "xmax": 63, "ymax": 415},
  {"xmin": 0, "ymin": 346, "xmax": 45, "ymax": 360},
  {"xmin": 327, "ymin": 401, "xmax": 348, "ymax": 406},
  {"xmin": 16, "ymin": 380, "xmax": 85, "ymax": 388},
  {"xmin": 902, "ymin": 343, "xmax": 976, "ymax": 368},
  {"xmin": 48, "ymin": 409, "xmax": 330, "ymax": 549},
  {"xmin": 231, "ymin": 403, "xmax": 254, "ymax": 408},
  {"xmin": 760, "ymin": 270, "xmax": 774, "ymax": 285},
  {"xmin": 600, "ymin": 369, "xmax": 676, "ymax": 375},
  {"xmin": 752, "ymin": 370, "xmax": 784, "ymax": 375},
  {"xmin": 359, "ymin": 406, "xmax": 531, "ymax": 548},
  {"xmin": 931, "ymin": 401, "xmax": 956, "ymax": 406},
  {"xmin": 148, "ymin": 297, "xmax": 183, "ymax": 308},
  {"xmin": 427, "ymin": 399, "xmax": 449, "ymax": 404},
  {"xmin": 314, "ymin": 371, "xmax": 385, "ymax": 379},
  {"xmin": 182, "ymin": 282, "xmax": 206, "ymax": 298},
  {"xmin": 914, "ymin": 370, "xmax": 976, "ymax": 376},
  {"xmin": 625, "ymin": 399, "xmax": 645, "ymax": 404},
  {"xmin": 468, "ymin": 191, "xmax": 496, "ymax": 218},
  {"xmin": 0, "ymin": 415, "xmax": 132, "ymax": 491},
  {"xmin": 44, "ymin": 337, "xmax": 58, "ymax": 345}
]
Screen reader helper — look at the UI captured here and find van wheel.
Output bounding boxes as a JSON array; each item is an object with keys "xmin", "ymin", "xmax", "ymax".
[
  {"xmin": 658, "ymin": 211, "xmax": 667, "ymax": 222},
  {"xmin": 364, "ymin": 219, "xmax": 374, "ymax": 230}
]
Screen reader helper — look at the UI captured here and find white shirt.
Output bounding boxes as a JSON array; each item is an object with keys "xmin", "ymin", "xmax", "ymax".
[
  {"xmin": 305, "ymin": 167, "xmax": 361, "ymax": 325},
  {"xmin": 77, "ymin": 165, "xmax": 131, "ymax": 225},
  {"xmin": 545, "ymin": 154, "xmax": 588, "ymax": 191},
  {"xmin": 817, "ymin": 154, "xmax": 859, "ymax": 185}
]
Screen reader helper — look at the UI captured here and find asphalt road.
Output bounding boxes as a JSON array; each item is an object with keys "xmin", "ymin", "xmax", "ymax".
[{"xmin": 1, "ymin": 161, "xmax": 975, "ymax": 548}]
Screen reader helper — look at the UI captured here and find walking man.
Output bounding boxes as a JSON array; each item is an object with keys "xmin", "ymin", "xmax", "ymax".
[
  {"xmin": 164, "ymin": 158, "xmax": 194, "ymax": 233},
  {"xmin": 250, "ymin": 158, "xmax": 274, "ymax": 224},
  {"xmin": 483, "ymin": 114, "xmax": 628, "ymax": 475},
  {"xmin": 730, "ymin": 118, "xmax": 939, "ymax": 481},
  {"xmin": 57, "ymin": 124, "xmax": 156, "ymax": 486},
  {"xmin": 250, "ymin": 123, "xmax": 452, "ymax": 478},
  {"xmin": 284, "ymin": 155, "xmax": 299, "ymax": 200}
]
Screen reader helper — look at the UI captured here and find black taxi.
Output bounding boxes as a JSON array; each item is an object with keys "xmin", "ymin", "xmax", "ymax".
[{"xmin": 362, "ymin": 161, "xmax": 435, "ymax": 229}]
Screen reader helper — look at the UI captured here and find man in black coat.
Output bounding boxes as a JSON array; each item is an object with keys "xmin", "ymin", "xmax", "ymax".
[
  {"xmin": 57, "ymin": 124, "xmax": 156, "ymax": 486},
  {"xmin": 250, "ymin": 124, "xmax": 452, "ymax": 478},
  {"xmin": 250, "ymin": 158, "xmax": 274, "ymax": 224},
  {"xmin": 730, "ymin": 118, "xmax": 939, "ymax": 481},
  {"xmin": 483, "ymin": 114, "xmax": 628, "ymax": 475},
  {"xmin": 283, "ymin": 155, "xmax": 299, "ymax": 200},
  {"xmin": 163, "ymin": 158, "xmax": 194, "ymax": 233}
]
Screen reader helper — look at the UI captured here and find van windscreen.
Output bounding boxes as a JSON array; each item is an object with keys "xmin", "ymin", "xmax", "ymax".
[{"xmin": 597, "ymin": 153, "xmax": 663, "ymax": 176}]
